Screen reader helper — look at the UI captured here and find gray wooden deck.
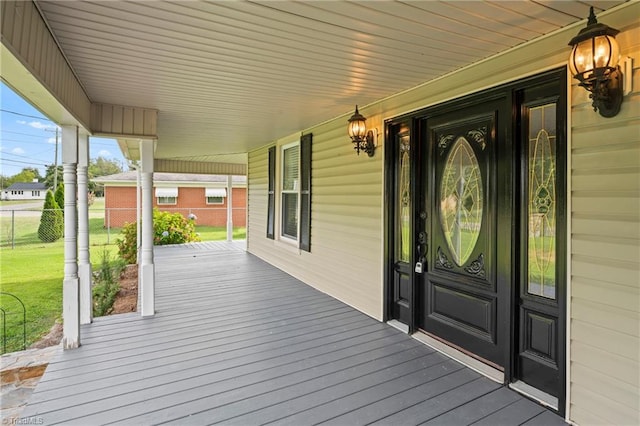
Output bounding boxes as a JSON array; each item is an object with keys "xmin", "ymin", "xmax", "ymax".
[{"xmin": 21, "ymin": 241, "xmax": 565, "ymax": 425}]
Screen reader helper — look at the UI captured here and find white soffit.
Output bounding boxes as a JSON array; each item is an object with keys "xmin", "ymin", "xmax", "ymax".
[{"xmin": 35, "ymin": 0, "xmax": 626, "ymax": 159}]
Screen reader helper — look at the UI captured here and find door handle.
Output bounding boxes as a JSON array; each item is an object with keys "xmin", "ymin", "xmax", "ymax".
[
  {"xmin": 417, "ymin": 231, "xmax": 428, "ymax": 257},
  {"xmin": 416, "ymin": 231, "xmax": 428, "ymax": 273}
]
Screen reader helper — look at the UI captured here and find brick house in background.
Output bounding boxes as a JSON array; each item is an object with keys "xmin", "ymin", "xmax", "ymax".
[{"xmin": 95, "ymin": 172, "xmax": 246, "ymax": 228}]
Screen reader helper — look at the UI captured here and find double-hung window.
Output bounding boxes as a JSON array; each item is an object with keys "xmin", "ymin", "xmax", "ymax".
[
  {"xmin": 281, "ymin": 142, "xmax": 300, "ymax": 240},
  {"xmin": 267, "ymin": 133, "xmax": 312, "ymax": 251}
]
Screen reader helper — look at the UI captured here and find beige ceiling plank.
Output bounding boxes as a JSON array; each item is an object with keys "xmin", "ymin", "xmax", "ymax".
[
  {"xmin": 395, "ymin": 1, "xmax": 544, "ymax": 40},
  {"xmin": 329, "ymin": 0, "xmax": 527, "ymax": 45},
  {"xmin": 58, "ymin": 39, "xmax": 433, "ymax": 91},
  {"xmin": 537, "ymin": 1, "xmax": 625, "ymax": 19},
  {"xmin": 54, "ymin": 29, "xmax": 456, "ymax": 83},
  {"xmin": 249, "ymin": 1, "xmax": 501, "ymax": 54},
  {"xmin": 65, "ymin": 61, "xmax": 385, "ymax": 103},
  {"xmin": 46, "ymin": 11, "xmax": 460, "ymax": 80},
  {"xmin": 486, "ymin": 0, "xmax": 585, "ymax": 27}
]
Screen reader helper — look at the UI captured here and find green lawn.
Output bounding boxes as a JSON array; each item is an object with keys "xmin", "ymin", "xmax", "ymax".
[
  {"xmin": 196, "ymin": 225, "xmax": 246, "ymax": 241},
  {"xmin": 1, "ymin": 246, "xmax": 64, "ymax": 353},
  {"xmin": 0, "ymin": 216, "xmax": 120, "ymax": 353}
]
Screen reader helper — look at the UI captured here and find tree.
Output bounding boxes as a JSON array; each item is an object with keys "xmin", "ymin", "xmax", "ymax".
[
  {"xmin": 38, "ymin": 190, "xmax": 63, "ymax": 242},
  {"xmin": 54, "ymin": 182, "xmax": 64, "ymax": 213},
  {"xmin": 89, "ymin": 156, "xmax": 122, "ymax": 177},
  {"xmin": 4, "ymin": 168, "xmax": 42, "ymax": 188},
  {"xmin": 43, "ymin": 164, "xmax": 63, "ymax": 189},
  {"xmin": 89, "ymin": 157, "xmax": 123, "ymax": 197}
]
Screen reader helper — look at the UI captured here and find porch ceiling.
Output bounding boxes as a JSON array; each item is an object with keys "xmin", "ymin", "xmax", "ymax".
[{"xmin": 35, "ymin": 0, "xmax": 624, "ymax": 161}]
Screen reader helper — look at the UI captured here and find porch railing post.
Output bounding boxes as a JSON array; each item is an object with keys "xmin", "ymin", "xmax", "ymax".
[
  {"xmin": 139, "ymin": 139, "xmax": 155, "ymax": 317},
  {"xmin": 61, "ymin": 125, "xmax": 80, "ymax": 349},
  {"xmin": 78, "ymin": 132, "xmax": 92, "ymax": 325},
  {"xmin": 226, "ymin": 175, "xmax": 233, "ymax": 242}
]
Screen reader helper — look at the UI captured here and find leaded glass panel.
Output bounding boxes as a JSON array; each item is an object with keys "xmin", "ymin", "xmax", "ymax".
[
  {"xmin": 398, "ymin": 134, "xmax": 411, "ymax": 262},
  {"xmin": 528, "ymin": 104, "xmax": 557, "ymax": 299},
  {"xmin": 439, "ymin": 137, "xmax": 483, "ymax": 266}
]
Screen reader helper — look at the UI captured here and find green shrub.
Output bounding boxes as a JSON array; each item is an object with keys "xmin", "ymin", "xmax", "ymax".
[
  {"xmin": 116, "ymin": 209, "xmax": 200, "ymax": 264},
  {"xmin": 92, "ymin": 250, "xmax": 124, "ymax": 317},
  {"xmin": 54, "ymin": 182, "xmax": 64, "ymax": 214},
  {"xmin": 38, "ymin": 190, "xmax": 63, "ymax": 242},
  {"xmin": 116, "ymin": 221, "xmax": 138, "ymax": 265},
  {"xmin": 153, "ymin": 210, "xmax": 199, "ymax": 245}
]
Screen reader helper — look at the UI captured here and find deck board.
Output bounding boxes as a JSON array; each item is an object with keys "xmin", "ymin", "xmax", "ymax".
[{"xmin": 21, "ymin": 241, "xmax": 565, "ymax": 425}]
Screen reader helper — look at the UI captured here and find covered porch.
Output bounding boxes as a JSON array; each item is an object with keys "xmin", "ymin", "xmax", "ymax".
[{"xmin": 21, "ymin": 242, "xmax": 563, "ymax": 425}]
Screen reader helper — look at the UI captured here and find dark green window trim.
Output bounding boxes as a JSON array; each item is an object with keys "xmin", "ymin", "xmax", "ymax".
[
  {"xmin": 267, "ymin": 146, "xmax": 276, "ymax": 239},
  {"xmin": 299, "ymin": 133, "xmax": 312, "ymax": 252}
]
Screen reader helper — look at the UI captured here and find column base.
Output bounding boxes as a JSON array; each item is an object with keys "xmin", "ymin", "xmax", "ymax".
[
  {"xmin": 62, "ymin": 277, "xmax": 80, "ymax": 349},
  {"xmin": 140, "ymin": 263, "xmax": 155, "ymax": 317},
  {"xmin": 78, "ymin": 263, "xmax": 93, "ymax": 325}
]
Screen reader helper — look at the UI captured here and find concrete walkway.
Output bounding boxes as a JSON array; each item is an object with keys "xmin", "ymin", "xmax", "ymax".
[{"xmin": 1, "ymin": 345, "xmax": 60, "ymax": 422}]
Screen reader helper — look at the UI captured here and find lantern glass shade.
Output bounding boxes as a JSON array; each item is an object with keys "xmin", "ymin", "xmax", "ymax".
[
  {"xmin": 348, "ymin": 106, "xmax": 367, "ymax": 142},
  {"xmin": 569, "ymin": 35, "xmax": 620, "ymax": 80},
  {"xmin": 348, "ymin": 119, "xmax": 366, "ymax": 141}
]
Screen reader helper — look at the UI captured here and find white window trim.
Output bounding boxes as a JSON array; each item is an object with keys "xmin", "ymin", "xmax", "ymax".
[{"xmin": 279, "ymin": 141, "xmax": 301, "ymax": 245}]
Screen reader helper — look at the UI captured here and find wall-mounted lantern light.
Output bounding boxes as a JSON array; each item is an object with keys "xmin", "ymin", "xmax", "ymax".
[
  {"xmin": 348, "ymin": 105, "xmax": 376, "ymax": 157},
  {"xmin": 568, "ymin": 6, "xmax": 624, "ymax": 117}
]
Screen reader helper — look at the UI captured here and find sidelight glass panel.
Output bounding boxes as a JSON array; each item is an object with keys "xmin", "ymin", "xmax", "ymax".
[
  {"xmin": 528, "ymin": 104, "xmax": 557, "ymax": 299},
  {"xmin": 398, "ymin": 134, "xmax": 411, "ymax": 262},
  {"xmin": 440, "ymin": 137, "xmax": 483, "ymax": 266}
]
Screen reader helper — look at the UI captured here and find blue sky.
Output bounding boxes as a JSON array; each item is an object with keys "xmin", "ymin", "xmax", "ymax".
[{"xmin": 0, "ymin": 82, "xmax": 127, "ymax": 177}]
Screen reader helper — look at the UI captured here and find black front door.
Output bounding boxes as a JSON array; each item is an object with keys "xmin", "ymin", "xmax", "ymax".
[
  {"xmin": 386, "ymin": 69, "xmax": 566, "ymax": 413},
  {"xmin": 418, "ymin": 97, "xmax": 510, "ymax": 367}
]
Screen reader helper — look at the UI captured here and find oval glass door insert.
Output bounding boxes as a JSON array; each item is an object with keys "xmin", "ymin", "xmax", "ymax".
[{"xmin": 439, "ymin": 137, "xmax": 483, "ymax": 266}]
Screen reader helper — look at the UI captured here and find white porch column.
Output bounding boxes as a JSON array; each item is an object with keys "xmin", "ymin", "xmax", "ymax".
[
  {"xmin": 139, "ymin": 140, "xmax": 155, "ymax": 317},
  {"xmin": 61, "ymin": 125, "xmax": 80, "ymax": 349},
  {"xmin": 78, "ymin": 132, "xmax": 92, "ymax": 325},
  {"xmin": 226, "ymin": 175, "xmax": 233, "ymax": 242}
]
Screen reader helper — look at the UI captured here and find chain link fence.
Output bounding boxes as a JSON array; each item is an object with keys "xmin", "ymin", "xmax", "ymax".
[{"xmin": 0, "ymin": 206, "xmax": 247, "ymax": 249}]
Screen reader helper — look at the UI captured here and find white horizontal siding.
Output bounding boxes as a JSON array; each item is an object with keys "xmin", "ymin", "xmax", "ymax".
[
  {"xmin": 248, "ymin": 117, "xmax": 384, "ymax": 319},
  {"xmin": 569, "ymin": 9, "xmax": 640, "ymax": 424}
]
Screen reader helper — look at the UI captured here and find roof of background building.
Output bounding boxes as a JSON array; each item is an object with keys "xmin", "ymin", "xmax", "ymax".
[{"xmin": 4, "ymin": 182, "xmax": 49, "ymax": 191}]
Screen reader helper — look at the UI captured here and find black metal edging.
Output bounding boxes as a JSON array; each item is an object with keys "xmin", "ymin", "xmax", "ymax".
[{"xmin": 0, "ymin": 292, "xmax": 27, "ymax": 353}]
